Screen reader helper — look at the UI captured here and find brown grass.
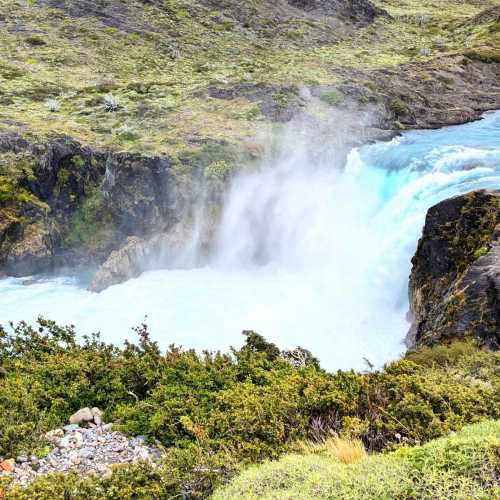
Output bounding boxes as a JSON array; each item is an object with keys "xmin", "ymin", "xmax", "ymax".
[{"xmin": 297, "ymin": 435, "xmax": 368, "ymax": 464}]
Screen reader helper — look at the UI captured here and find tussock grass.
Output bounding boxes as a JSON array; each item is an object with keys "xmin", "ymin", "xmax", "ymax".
[{"xmin": 297, "ymin": 435, "xmax": 368, "ymax": 464}]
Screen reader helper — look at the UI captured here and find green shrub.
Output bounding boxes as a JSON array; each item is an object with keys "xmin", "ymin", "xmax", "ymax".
[
  {"xmin": 464, "ymin": 48, "xmax": 500, "ymax": 64},
  {"xmin": 2, "ymin": 446, "xmax": 238, "ymax": 499},
  {"xmin": 0, "ymin": 319, "xmax": 498, "ymax": 496},
  {"xmin": 319, "ymin": 90, "xmax": 344, "ymax": 106},
  {"xmin": 204, "ymin": 160, "xmax": 234, "ymax": 182},
  {"xmin": 390, "ymin": 98, "xmax": 410, "ymax": 117}
]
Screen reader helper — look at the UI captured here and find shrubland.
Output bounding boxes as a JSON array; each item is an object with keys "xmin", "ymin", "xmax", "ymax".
[{"xmin": 0, "ymin": 318, "xmax": 498, "ymax": 497}]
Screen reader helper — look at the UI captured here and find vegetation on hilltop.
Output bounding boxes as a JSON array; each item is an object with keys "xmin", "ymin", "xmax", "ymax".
[
  {"xmin": 0, "ymin": 0, "xmax": 498, "ymax": 155},
  {"xmin": 0, "ymin": 319, "xmax": 498, "ymax": 497}
]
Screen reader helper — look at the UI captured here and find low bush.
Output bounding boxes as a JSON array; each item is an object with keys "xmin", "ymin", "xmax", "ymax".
[{"xmin": 0, "ymin": 319, "xmax": 498, "ymax": 497}]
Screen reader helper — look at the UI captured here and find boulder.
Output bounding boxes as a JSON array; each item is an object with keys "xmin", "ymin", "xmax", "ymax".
[
  {"xmin": 407, "ymin": 189, "xmax": 500, "ymax": 350},
  {"xmin": 69, "ymin": 407, "xmax": 94, "ymax": 425},
  {"xmin": 88, "ymin": 223, "xmax": 196, "ymax": 292},
  {"xmin": 4, "ymin": 223, "xmax": 54, "ymax": 276}
]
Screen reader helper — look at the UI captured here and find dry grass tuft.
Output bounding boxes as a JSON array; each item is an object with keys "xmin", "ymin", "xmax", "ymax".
[{"xmin": 298, "ymin": 435, "xmax": 368, "ymax": 464}]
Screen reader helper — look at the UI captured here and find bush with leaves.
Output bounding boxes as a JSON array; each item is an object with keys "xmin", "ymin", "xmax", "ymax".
[{"xmin": 0, "ymin": 320, "xmax": 499, "ymax": 496}]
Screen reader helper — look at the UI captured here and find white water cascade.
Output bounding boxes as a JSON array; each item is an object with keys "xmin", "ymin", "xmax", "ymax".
[{"xmin": 1, "ymin": 111, "xmax": 499, "ymax": 371}]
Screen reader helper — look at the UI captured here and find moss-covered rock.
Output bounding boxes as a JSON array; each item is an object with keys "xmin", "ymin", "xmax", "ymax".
[{"xmin": 408, "ymin": 189, "xmax": 500, "ymax": 350}]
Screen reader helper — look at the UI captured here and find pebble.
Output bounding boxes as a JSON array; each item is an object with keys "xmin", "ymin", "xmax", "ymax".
[
  {"xmin": 58, "ymin": 436, "xmax": 71, "ymax": 449},
  {"xmin": 46, "ymin": 429, "xmax": 64, "ymax": 441},
  {"xmin": 0, "ymin": 419, "xmax": 162, "ymax": 487},
  {"xmin": 63, "ymin": 424, "xmax": 80, "ymax": 433},
  {"xmin": 79, "ymin": 448, "xmax": 95, "ymax": 460}
]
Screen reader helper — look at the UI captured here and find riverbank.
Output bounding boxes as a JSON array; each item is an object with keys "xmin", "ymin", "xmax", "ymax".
[{"xmin": 1, "ymin": 111, "xmax": 499, "ymax": 371}]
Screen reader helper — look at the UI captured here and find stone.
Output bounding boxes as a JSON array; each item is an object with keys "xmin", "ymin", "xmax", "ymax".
[
  {"xmin": 0, "ymin": 459, "xmax": 15, "ymax": 472},
  {"xmin": 68, "ymin": 451, "xmax": 80, "ymax": 465},
  {"xmin": 91, "ymin": 408, "xmax": 103, "ymax": 418},
  {"xmin": 69, "ymin": 407, "xmax": 94, "ymax": 424},
  {"xmin": 0, "ymin": 421, "xmax": 162, "ymax": 487},
  {"xmin": 130, "ymin": 435, "xmax": 146, "ymax": 448},
  {"xmin": 73, "ymin": 433, "xmax": 83, "ymax": 446},
  {"xmin": 88, "ymin": 224, "xmax": 193, "ymax": 292},
  {"xmin": 16, "ymin": 456, "xmax": 28, "ymax": 463},
  {"xmin": 45, "ymin": 429, "xmax": 64, "ymax": 441},
  {"xmin": 57, "ymin": 437, "xmax": 71, "ymax": 449},
  {"xmin": 94, "ymin": 415, "xmax": 102, "ymax": 426},
  {"xmin": 63, "ymin": 424, "xmax": 80, "ymax": 433},
  {"xmin": 84, "ymin": 430, "xmax": 95, "ymax": 441},
  {"xmin": 79, "ymin": 448, "xmax": 95, "ymax": 460}
]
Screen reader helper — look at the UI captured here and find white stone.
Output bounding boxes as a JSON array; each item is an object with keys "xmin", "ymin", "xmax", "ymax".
[{"xmin": 69, "ymin": 407, "xmax": 94, "ymax": 424}]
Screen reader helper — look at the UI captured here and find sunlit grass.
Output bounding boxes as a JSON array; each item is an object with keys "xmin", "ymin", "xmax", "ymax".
[{"xmin": 297, "ymin": 435, "xmax": 368, "ymax": 464}]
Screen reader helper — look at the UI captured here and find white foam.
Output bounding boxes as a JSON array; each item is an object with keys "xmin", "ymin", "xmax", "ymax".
[{"xmin": 1, "ymin": 113, "xmax": 499, "ymax": 370}]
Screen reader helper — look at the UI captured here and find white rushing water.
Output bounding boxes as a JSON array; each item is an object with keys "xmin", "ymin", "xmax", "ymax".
[{"xmin": 1, "ymin": 111, "xmax": 500, "ymax": 370}]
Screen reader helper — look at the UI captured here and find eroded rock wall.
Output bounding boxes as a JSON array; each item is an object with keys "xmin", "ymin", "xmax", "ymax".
[{"xmin": 408, "ymin": 190, "xmax": 500, "ymax": 350}]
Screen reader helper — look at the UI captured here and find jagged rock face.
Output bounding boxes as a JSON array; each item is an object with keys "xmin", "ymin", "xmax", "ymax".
[
  {"xmin": 88, "ymin": 226, "xmax": 195, "ymax": 292},
  {"xmin": 101, "ymin": 153, "xmax": 179, "ymax": 236},
  {"xmin": 287, "ymin": 0, "xmax": 384, "ymax": 23},
  {"xmin": 0, "ymin": 134, "xmax": 193, "ymax": 276},
  {"xmin": 0, "ymin": 134, "xmax": 106, "ymax": 275},
  {"xmin": 408, "ymin": 190, "xmax": 500, "ymax": 350}
]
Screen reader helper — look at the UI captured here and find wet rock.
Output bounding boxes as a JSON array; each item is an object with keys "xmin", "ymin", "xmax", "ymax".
[
  {"xmin": 0, "ymin": 135, "xmax": 107, "ymax": 276},
  {"xmin": 408, "ymin": 189, "xmax": 500, "ymax": 350},
  {"xmin": 88, "ymin": 224, "xmax": 193, "ymax": 292},
  {"xmin": 69, "ymin": 407, "xmax": 94, "ymax": 424},
  {"xmin": 4, "ymin": 223, "xmax": 54, "ymax": 276}
]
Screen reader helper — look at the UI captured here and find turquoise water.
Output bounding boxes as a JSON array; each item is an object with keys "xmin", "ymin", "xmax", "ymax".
[{"xmin": 1, "ymin": 112, "xmax": 499, "ymax": 370}]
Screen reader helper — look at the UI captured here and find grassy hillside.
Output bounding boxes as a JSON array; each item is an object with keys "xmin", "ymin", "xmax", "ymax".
[
  {"xmin": 213, "ymin": 420, "xmax": 500, "ymax": 499},
  {"xmin": 0, "ymin": 0, "xmax": 498, "ymax": 156}
]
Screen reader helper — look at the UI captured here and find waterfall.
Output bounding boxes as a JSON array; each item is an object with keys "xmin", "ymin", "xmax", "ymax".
[{"xmin": 1, "ymin": 111, "xmax": 499, "ymax": 370}]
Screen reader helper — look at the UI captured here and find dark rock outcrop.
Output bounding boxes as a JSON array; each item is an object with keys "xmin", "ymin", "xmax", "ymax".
[
  {"xmin": 0, "ymin": 134, "xmax": 106, "ymax": 275},
  {"xmin": 0, "ymin": 134, "xmax": 195, "ymax": 277},
  {"xmin": 101, "ymin": 153, "xmax": 179, "ymax": 236},
  {"xmin": 408, "ymin": 190, "xmax": 500, "ymax": 350}
]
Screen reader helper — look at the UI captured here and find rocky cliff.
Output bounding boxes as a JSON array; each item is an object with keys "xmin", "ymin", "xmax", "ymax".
[
  {"xmin": 408, "ymin": 190, "xmax": 500, "ymax": 350},
  {"xmin": 0, "ymin": 133, "xmax": 199, "ymax": 280},
  {"xmin": 1, "ymin": 0, "xmax": 499, "ymax": 287}
]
